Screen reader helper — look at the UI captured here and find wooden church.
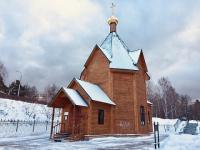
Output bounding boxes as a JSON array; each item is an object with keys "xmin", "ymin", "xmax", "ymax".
[{"xmin": 48, "ymin": 11, "xmax": 152, "ymax": 140}]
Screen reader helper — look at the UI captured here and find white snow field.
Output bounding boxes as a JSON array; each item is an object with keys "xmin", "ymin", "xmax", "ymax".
[
  {"xmin": 0, "ymin": 97, "xmax": 200, "ymax": 149},
  {"xmin": 0, "ymin": 98, "xmax": 50, "ymax": 121},
  {"xmin": 161, "ymin": 134, "xmax": 200, "ymax": 150},
  {"xmin": 152, "ymin": 117, "xmax": 178, "ymax": 134},
  {"xmin": 0, "ymin": 98, "xmax": 61, "ymax": 138},
  {"xmin": 0, "ymin": 133, "xmax": 199, "ymax": 150},
  {"xmin": 153, "ymin": 118, "xmax": 200, "ymax": 150},
  {"xmin": 0, "ymin": 134, "xmax": 168, "ymax": 150}
]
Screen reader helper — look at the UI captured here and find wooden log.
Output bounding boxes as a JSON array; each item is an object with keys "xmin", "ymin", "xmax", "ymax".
[{"xmin": 72, "ymin": 105, "xmax": 76, "ymax": 136}]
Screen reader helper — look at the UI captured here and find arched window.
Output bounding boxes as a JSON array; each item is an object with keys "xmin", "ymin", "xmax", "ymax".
[{"xmin": 140, "ymin": 106, "xmax": 145, "ymax": 126}]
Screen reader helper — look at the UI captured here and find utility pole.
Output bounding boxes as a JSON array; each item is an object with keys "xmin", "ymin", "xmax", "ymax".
[{"xmin": 16, "ymin": 70, "xmax": 22, "ymax": 96}]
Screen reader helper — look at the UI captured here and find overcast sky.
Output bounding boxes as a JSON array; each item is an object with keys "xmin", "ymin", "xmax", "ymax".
[{"xmin": 0, "ymin": 0, "xmax": 200, "ymax": 99}]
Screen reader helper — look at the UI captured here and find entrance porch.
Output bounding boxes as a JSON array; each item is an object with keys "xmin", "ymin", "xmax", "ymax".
[{"xmin": 48, "ymin": 87, "xmax": 88, "ymax": 140}]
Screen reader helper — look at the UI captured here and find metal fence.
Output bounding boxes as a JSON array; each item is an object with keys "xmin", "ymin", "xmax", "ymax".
[{"xmin": 0, "ymin": 119, "xmax": 51, "ymax": 138}]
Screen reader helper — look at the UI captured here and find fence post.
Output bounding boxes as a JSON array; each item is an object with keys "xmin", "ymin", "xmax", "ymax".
[
  {"xmin": 16, "ymin": 120, "xmax": 19, "ymax": 132},
  {"xmin": 33, "ymin": 119, "xmax": 36, "ymax": 132},
  {"xmin": 154, "ymin": 122, "xmax": 160, "ymax": 149},
  {"xmin": 56, "ymin": 120, "xmax": 59, "ymax": 134},
  {"xmin": 46, "ymin": 121, "xmax": 48, "ymax": 131},
  {"xmin": 157, "ymin": 122, "xmax": 160, "ymax": 148},
  {"xmin": 154, "ymin": 122, "xmax": 157, "ymax": 149}
]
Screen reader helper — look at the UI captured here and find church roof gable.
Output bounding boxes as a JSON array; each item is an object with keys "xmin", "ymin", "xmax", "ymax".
[
  {"xmin": 84, "ymin": 44, "xmax": 110, "ymax": 67},
  {"xmin": 137, "ymin": 51, "xmax": 148, "ymax": 72},
  {"xmin": 75, "ymin": 79, "xmax": 116, "ymax": 105}
]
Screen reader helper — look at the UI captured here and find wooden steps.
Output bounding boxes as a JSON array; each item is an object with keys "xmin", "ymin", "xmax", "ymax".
[{"xmin": 53, "ymin": 133, "xmax": 70, "ymax": 142}]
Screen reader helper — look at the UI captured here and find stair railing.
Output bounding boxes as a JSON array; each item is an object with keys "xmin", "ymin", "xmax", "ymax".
[{"xmin": 52, "ymin": 122, "xmax": 65, "ymax": 137}]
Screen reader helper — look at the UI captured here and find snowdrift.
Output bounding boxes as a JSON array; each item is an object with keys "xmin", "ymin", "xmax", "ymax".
[{"xmin": 0, "ymin": 98, "xmax": 51, "ymax": 121}]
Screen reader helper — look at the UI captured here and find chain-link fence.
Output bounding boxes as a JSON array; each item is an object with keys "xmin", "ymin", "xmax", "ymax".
[{"xmin": 0, "ymin": 119, "xmax": 51, "ymax": 138}]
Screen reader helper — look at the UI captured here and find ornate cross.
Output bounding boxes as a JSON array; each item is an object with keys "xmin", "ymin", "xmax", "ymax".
[{"xmin": 111, "ymin": 3, "xmax": 116, "ymax": 16}]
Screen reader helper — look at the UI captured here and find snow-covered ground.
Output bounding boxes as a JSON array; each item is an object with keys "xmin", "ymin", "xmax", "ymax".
[
  {"xmin": 0, "ymin": 121, "xmax": 51, "ymax": 138},
  {"xmin": 0, "ymin": 132, "xmax": 199, "ymax": 150},
  {"xmin": 153, "ymin": 117, "xmax": 178, "ymax": 134},
  {"xmin": 0, "ymin": 98, "xmax": 51, "ymax": 121},
  {"xmin": 0, "ymin": 98, "xmax": 199, "ymax": 149},
  {"xmin": 153, "ymin": 117, "xmax": 200, "ymax": 150},
  {"xmin": 0, "ymin": 98, "xmax": 61, "ymax": 138},
  {"xmin": 161, "ymin": 134, "xmax": 200, "ymax": 150},
  {"xmin": 0, "ymin": 134, "xmax": 168, "ymax": 150},
  {"xmin": 153, "ymin": 117, "xmax": 200, "ymax": 134}
]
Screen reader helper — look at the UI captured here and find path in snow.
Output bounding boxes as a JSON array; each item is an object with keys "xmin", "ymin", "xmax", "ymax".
[
  {"xmin": 0, "ymin": 134, "xmax": 168, "ymax": 150},
  {"xmin": 161, "ymin": 134, "xmax": 200, "ymax": 150}
]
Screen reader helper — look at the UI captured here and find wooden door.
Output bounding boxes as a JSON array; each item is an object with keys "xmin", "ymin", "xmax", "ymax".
[
  {"xmin": 74, "ymin": 107, "xmax": 82, "ymax": 134},
  {"xmin": 63, "ymin": 111, "xmax": 69, "ymax": 132},
  {"xmin": 61, "ymin": 105, "xmax": 73, "ymax": 134}
]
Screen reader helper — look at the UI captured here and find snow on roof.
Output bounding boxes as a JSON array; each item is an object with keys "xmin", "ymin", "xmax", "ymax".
[
  {"xmin": 100, "ymin": 32, "xmax": 139, "ymax": 71},
  {"xmin": 147, "ymin": 100, "xmax": 153, "ymax": 105},
  {"xmin": 75, "ymin": 79, "xmax": 116, "ymax": 105},
  {"xmin": 128, "ymin": 49, "xmax": 141, "ymax": 64},
  {"xmin": 99, "ymin": 33, "xmax": 113, "ymax": 60},
  {"xmin": 62, "ymin": 87, "xmax": 88, "ymax": 107}
]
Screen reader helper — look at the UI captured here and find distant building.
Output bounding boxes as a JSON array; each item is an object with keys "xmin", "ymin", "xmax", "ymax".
[
  {"xmin": 35, "ymin": 93, "xmax": 48, "ymax": 103},
  {"xmin": 48, "ymin": 13, "xmax": 152, "ymax": 140}
]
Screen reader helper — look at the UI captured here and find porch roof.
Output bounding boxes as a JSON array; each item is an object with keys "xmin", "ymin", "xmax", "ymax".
[
  {"xmin": 48, "ymin": 87, "xmax": 88, "ymax": 107},
  {"xmin": 75, "ymin": 79, "xmax": 116, "ymax": 105},
  {"xmin": 62, "ymin": 87, "xmax": 88, "ymax": 107}
]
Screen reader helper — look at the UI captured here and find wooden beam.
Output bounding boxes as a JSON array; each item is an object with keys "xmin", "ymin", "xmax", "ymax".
[
  {"xmin": 72, "ymin": 105, "xmax": 76, "ymax": 136},
  {"xmin": 50, "ymin": 107, "xmax": 55, "ymax": 139}
]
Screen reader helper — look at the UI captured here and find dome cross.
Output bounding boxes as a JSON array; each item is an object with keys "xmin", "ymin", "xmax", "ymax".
[{"xmin": 111, "ymin": 3, "xmax": 116, "ymax": 16}]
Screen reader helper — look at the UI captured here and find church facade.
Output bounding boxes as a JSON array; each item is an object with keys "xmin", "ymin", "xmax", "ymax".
[{"xmin": 48, "ymin": 14, "xmax": 152, "ymax": 140}]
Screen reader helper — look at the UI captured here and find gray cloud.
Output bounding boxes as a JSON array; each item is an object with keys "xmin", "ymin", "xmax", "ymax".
[{"xmin": 0, "ymin": 0, "xmax": 200, "ymax": 99}]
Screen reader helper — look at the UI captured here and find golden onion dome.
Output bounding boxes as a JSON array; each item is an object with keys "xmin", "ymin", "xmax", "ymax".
[{"xmin": 107, "ymin": 15, "xmax": 118, "ymax": 25}]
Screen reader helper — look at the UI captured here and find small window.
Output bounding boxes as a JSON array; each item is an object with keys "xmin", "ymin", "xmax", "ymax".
[
  {"xmin": 64, "ymin": 112, "xmax": 68, "ymax": 120},
  {"xmin": 98, "ymin": 109, "xmax": 104, "ymax": 124},
  {"xmin": 140, "ymin": 106, "xmax": 145, "ymax": 126}
]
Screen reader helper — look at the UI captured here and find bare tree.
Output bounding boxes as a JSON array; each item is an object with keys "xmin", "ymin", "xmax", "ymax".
[
  {"xmin": 40, "ymin": 105, "xmax": 52, "ymax": 121},
  {"xmin": 166, "ymin": 86, "xmax": 179, "ymax": 119},
  {"xmin": 148, "ymin": 77, "xmax": 194, "ymax": 119},
  {"xmin": 192, "ymin": 100, "xmax": 200, "ymax": 120},
  {"xmin": 0, "ymin": 61, "xmax": 8, "ymax": 82},
  {"xmin": 179, "ymin": 94, "xmax": 191, "ymax": 119},
  {"xmin": 21, "ymin": 84, "xmax": 38, "ymax": 98},
  {"xmin": 23, "ymin": 104, "xmax": 37, "ymax": 120},
  {"xmin": 158, "ymin": 77, "xmax": 172, "ymax": 119},
  {"xmin": 0, "ymin": 61, "xmax": 8, "ymax": 93},
  {"xmin": 147, "ymin": 81, "xmax": 155, "ymax": 103},
  {"xmin": 147, "ymin": 81, "xmax": 162, "ymax": 117},
  {"xmin": 44, "ymin": 84, "xmax": 59, "ymax": 102}
]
